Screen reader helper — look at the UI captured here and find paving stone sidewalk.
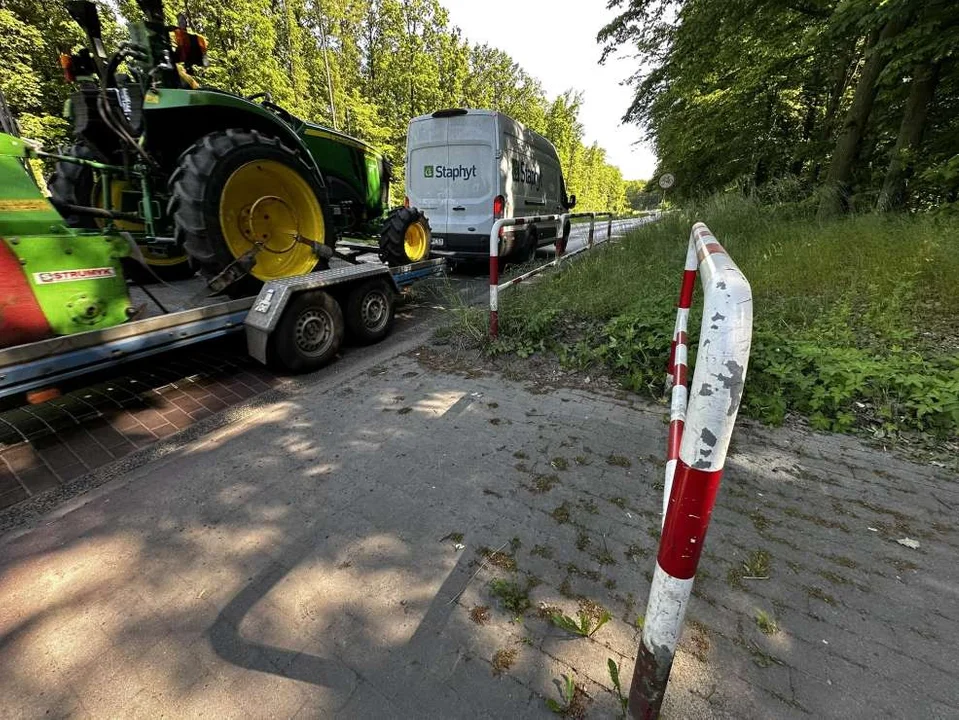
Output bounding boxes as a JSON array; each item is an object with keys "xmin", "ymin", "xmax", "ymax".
[{"xmin": 0, "ymin": 348, "xmax": 956, "ymax": 718}]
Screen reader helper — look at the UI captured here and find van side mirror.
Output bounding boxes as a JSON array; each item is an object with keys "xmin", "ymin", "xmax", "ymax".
[{"xmin": 567, "ymin": 194, "xmax": 577, "ymax": 209}]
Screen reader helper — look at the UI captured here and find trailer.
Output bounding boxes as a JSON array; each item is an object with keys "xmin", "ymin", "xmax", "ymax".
[{"xmin": 0, "ymin": 253, "xmax": 445, "ymax": 401}]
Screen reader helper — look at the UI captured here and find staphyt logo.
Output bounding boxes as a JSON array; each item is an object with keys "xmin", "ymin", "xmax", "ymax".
[
  {"xmin": 511, "ymin": 159, "xmax": 541, "ymax": 188},
  {"xmin": 424, "ymin": 164, "xmax": 477, "ymax": 181}
]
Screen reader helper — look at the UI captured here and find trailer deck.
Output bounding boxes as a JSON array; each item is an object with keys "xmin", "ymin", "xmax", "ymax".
[{"xmin": 0, "ymin": 254, "xmax": 445, "ymax": 400}]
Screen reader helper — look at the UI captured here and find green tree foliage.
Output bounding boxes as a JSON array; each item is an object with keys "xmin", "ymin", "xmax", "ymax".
[
  {"xmin": 1, "ymin": 0, "xmax": 628, "ymax": 212},
  {"xmin": 600, "ymin": 0, "xmax": 959, "ymax": 212}
]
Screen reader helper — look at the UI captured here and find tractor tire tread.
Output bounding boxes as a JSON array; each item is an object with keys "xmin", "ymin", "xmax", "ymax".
[
  {"xmin": 379, "ymin": 206, "xmax": 431, "ymax": 266},
  {"xmin": 171, "ymin": 128, "xmax": 334, "ymax": 297}
]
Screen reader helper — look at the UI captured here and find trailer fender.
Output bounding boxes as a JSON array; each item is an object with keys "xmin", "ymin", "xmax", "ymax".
[{"xmin": 244, "ymin": 263, "xmax": 397, "ymax": 367}]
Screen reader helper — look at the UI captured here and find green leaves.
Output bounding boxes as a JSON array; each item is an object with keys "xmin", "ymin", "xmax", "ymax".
[
  {"xmin": 601, "ymin": 0, "xmax": 959, "ymax": 211},
  {"xmin": 550, "ymin": 608, "xmax": 612, "ymax": 638},
  {"xmin": 545, "ymin": 673, "xmax": 578, "ymax": 714},
  {"xmin": 608, "ymin": 658, "xmax": 628, "ymax": 718}
]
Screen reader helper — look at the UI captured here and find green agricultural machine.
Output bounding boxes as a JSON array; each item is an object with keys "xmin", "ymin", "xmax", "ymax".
[
  {"xmin": 0, "ymin": 131, "xmax": 134, "ymax": 349},
  {"xmin": 44, "ymin": 0, "xmax": 429, "ymax": 295}
]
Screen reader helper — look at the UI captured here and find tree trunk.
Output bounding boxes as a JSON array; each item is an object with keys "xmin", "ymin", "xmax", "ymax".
[
  {"xmin": 877, "ymin": 60, "xmax": 941, "ymax": 211},
  {"xmin": 817, "ymin": 17, "xmax": 907, "ymax": 218},
  {"xmin": 810, "ymin": 45, "xmax": 857, "ymax": 183}
]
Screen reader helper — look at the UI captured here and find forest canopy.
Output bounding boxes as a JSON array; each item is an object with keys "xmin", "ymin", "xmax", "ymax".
[
  {"xmin": 0, "ymin": 0, "xmax": 633, "ymax": 213},
  {"xmin": 600, "ymin": 0, "xmax": 959, "ymax": 213}
]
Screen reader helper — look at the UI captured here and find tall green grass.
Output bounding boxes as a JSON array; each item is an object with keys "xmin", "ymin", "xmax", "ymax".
[{"xmin": 479, "ymin": 196, "xmax": 959, "ymax": 440}]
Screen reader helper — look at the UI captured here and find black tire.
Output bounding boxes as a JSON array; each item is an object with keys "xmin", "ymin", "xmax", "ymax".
[
  {"xmin": 169, "ymin": 129, "xmax": 335, "ymax": 298},
  {"xmin": 47, "ymin": 144, "xmax": 99, "ymax": 229},
  {"xmin": 47, "ymin": 143, "xmax": 195, "ymax": 281},
  {"xmin": 379, "ymin": 206, "xmax": 431, "ymax": 266},
  {"xmin": 270, "ymin": 290, "xmax": 344, "ymax": 372},
  {"xmin": 519, "ymin": 226, "xmax": 537, "ymax": 263},
  {"xmin": 344, "ymin": 279, "xmax": 395, "ymax": 345}
]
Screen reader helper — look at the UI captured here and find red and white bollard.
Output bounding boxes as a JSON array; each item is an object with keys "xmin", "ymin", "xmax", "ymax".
[
  {"xmin": 629, "ymin": 222, "xmax": 753, "ymax": 719},
  {"xmin": 663, "ymin": 239, "xmax": 698, "ymax": 522},
  {"xmin": 489, "ymin": 225, "xmax": 501, "ymax": 338}
]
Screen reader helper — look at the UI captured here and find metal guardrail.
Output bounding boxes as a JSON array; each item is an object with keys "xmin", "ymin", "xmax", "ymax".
[
  {"xmin": 488, "ymin": 214, "xmax": 565, "ymax": 337},
  {"xmin": 488, "ymin": 212, "xmax": 623, "ymax": 338},
  {"xmin": 629, "ymin": 222, "xmax": 753, "ymax": 718}
]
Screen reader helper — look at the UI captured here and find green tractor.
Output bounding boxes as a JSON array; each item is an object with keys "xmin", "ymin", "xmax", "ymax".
[{"xmin": 46, "ymin": 0, "xmax": 430, "ymax": 296}]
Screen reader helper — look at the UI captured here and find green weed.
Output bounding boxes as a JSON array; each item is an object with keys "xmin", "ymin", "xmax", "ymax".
[
  {"xmin": 755, "ymin": 609, "xmax": 779, "ymax": 635},
  {"xmin": 550, "ymin": 608, "xmax": 612, "ymax": 638},
  {"xmin": 489, "ymin": 578, "xmax": 532, "ymax": 614},
  {"xmin": 608, "ymin": 659, "xmax": 628, "ymax": 718},
  {"xmin": 546, "ymin": 673, "xmax": 585, "ymax": 716},
  {"xmin": 742, "ymin": 550, "xmax": 771, "ymax": 578}
]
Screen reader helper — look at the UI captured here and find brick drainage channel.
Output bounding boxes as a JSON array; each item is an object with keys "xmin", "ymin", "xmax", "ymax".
[{"xmin": 0, "ymin": 336, "xmax": 279, "ymax": 511}]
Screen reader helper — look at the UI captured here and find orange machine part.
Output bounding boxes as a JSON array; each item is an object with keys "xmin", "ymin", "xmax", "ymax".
[{"xmin": 0, "ymin": 239, "xmax": 53, "ymax": 348}]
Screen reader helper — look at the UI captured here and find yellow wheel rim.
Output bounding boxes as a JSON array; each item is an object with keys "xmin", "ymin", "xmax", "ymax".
[
  {"xmin": 219, "ymin": 160, "xmax": 324, "ymax": 281},
  {"xmin": 404, "ymin": 221, "xmax": 429, "ymax": 262},
  {"xmin": 93, "ymin": 179, "xmax": 189, "ymax": 267}
]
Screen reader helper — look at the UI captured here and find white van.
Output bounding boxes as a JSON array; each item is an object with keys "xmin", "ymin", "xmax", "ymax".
[{"xmin": 405, "ymin": 109, "xmax": 576, "ymax": 262}]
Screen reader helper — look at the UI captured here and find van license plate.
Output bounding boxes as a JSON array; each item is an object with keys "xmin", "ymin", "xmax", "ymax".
[{"xmin": 431, "ymin": 237, "xmax": 445, "ymax": 247}]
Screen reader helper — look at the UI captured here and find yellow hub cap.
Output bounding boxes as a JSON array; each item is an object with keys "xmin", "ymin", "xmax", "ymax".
[
  {"xmin": 219, "ymin": 160, "xmax": 324, "ymax": 281},
  {"xmin": 93, "ymin": 179, "xmax": 188, "ymax": 267},
  {"xmin": 404, "ymin": 222, "xmax": 429, "ymax": 262}
]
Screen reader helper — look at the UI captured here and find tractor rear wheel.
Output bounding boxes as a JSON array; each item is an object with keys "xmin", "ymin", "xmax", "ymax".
[
  {"xmin": 379, "ymin": 207, "xmax": 431, "ymax": 266},
  {"xmin": 170, "ymin": 129, "xmax": 335, "ymax": 298},
  {"xmin": 47, "ymin": 144, "xmax": 98, "ymax": 229},
  {"xmin": 47, "ymin": 144, "xmax": 194, "ymax": 281}
]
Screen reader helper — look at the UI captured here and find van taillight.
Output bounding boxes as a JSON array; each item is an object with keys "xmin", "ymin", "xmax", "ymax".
[
  {"xmin": 493, "ymin": 195, "xmax": 505, "ymax": 219},
  {"xmin": 404, "ymin": 196, "xmax": 410, "ymax": 208}
]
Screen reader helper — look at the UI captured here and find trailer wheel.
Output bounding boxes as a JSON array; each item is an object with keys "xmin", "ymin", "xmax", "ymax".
[
  {"xmin": 379, "ymin": 207, "xmax": 431, "ymax": 266},
  {"xmin": 270, "ymin": 290, "xmax": 344, "ymax": 372},
  {"xmin": 345, "ymin": 279, "xmax": 395, "ymax": 344}
]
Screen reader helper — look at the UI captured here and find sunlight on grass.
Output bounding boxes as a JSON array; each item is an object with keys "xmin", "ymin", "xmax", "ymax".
[{"xmin": 447, "ymin": 196, "xmax": 959, "ymax": 441}]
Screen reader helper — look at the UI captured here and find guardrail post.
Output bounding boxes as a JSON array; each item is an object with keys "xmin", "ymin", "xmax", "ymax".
[
  {"xmin": 489, "ymin": 218, "xmax": 506, "ymax": 339},
  {"xmin": 628, "ymin": 222, "xmax": 753, "ymax": 719},
  {"xmin": 555, "ymin": 213, "xmax": 567, "ymax": 257},
  {"xmin": 663, "ymin": 240, "xmax": 698, "ymax": 520},
  {"xmin": 587, "ymin": 213, "xmax": 596, "ymax": 250},
  {"xmin": 606, "ymin": 214, "xmax": 613, "ymax": 242}
]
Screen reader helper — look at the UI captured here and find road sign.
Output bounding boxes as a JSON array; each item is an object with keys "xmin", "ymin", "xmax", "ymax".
[{"xmin": 659, "ymin": 173, "xmax": 675, "ymax": 190}]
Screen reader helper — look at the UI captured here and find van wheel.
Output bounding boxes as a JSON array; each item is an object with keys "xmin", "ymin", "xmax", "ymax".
[
  {"xmin": 345, "ymin": 279, "xmax": 395, "ymax": 344},
  {"xmin": 520, "ymin": 227, "xmax": 537, "ymax": 263},
  {"xmin": 380, "ymin": 207, "xmax": 431, "ymax": 266},
  {"xmin": 269, "ymin": 290, "xmax": 344, "ymax": 372}
]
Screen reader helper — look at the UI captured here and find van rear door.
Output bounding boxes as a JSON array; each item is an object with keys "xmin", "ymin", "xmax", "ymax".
[
  {"xmin": 445, "ymin": 113, "xmax": 496, "ymax": 239},
  {"xmin": 407, "ymin": 118, "xmax": 449, "ymax": 236}
]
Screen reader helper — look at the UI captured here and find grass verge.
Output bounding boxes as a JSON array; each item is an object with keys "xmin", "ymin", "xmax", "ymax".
[{"xmin": 440, "ymin": 195, "xmax": 959, "ymax": 445}]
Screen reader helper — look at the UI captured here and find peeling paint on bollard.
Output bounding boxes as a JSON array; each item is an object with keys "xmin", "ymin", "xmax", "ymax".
[{"xmin": 629, "ymin": 222, "xmax": 752, "ymax": 718}]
